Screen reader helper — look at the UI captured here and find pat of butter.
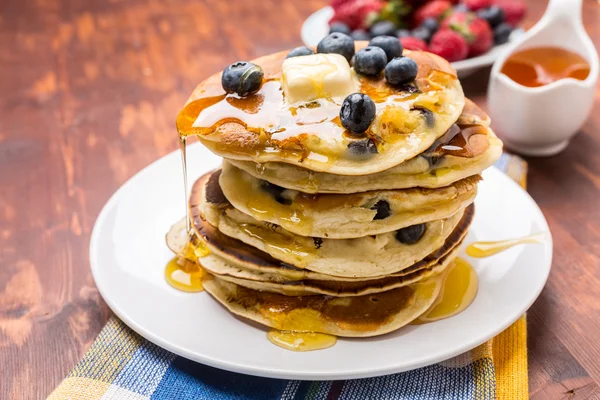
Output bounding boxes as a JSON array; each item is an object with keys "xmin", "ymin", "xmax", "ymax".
[{"xmin": 282, "ymin": 53, "xmax": 358, "ymax": 104}]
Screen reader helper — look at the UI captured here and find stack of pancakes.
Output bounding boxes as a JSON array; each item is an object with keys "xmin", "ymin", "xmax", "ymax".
[{"xmin": 170, "ymin": 48, "xmax": 502, "ymax": 337}]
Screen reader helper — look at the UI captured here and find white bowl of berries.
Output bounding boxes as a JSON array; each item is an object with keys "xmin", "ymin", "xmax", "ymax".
[{"xmin": 301, "ymin": 0, "xmax": 525, "ymax": 78}]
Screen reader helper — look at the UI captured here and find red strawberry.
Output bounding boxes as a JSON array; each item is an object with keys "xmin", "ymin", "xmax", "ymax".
[
  {"xmin": 413, "ymin": 0, "xmax": 452, "ymax": 26},
  {"xmin": 331, "ymin": 0, "xmax": 353, "ymax": 10},
  {"xmin": 494, "ymin": 0, "xmax": 526, "ymax": 26},
  {"xmin": 400, "ymin": 37, "xmax": 429, "ymax": 51},
  {"xmin": 442, "ymin": 12, "xmax": 493, "ymax": 56},
  {"xmin": 329, "ymin": 0, "xmax": 385, "ymax": 30},
  {"xmin": 463, "ymin": 0, "xmax": 491, "ymax": 11},
  {"xmin": 429, "ymin": 29, "xmax": 468, "ymax": 61}
]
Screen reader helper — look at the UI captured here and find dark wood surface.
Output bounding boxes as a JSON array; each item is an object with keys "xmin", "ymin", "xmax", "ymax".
[{"xmin": 1, "ymin": 0, "xmax": 599, "ymax": 398}]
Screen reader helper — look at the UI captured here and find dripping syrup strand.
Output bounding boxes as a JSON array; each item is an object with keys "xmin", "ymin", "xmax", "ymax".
[
  {"xmin": 466, "ymin": 232, "xmax": 547, "ymax": 258},
  {"xmin": 180, "ymin": 136, "xmax": 191, "ymax": 234}
]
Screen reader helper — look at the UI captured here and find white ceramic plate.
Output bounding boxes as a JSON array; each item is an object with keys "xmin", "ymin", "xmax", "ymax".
[
  {"xmin": 301, "ymin": 6, "xmax": 523, "ymax": 78},
  {"xmin": 90, "ymin": 142, "xmax": 552, "ymax": 380}
]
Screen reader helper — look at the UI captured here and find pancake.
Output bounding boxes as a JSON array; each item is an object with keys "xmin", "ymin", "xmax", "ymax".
[
  {"xmin": 168, "ymin": 195, "xmax": 474, "ymax": 283},
  {"xmin": 192, "ymin": 170, "xmax": 470, "ymax": 278},
  {"xmin": 177, "ymin": 46, "xmax": 465, "ymax": 175},
  {"xmin": 219, "ymin": 159, "xmax": 478, "ymax": 238},
  {"xmin": 227, "ymin": 100, "xmax": 502, "ymax": 194},
  {"xmin": 203, "ymin": 272, "xmax": 444, "ymax": 337},
  {"xmin": 200, "ymin": 241, "xmax": 461, "ymax": 297}
]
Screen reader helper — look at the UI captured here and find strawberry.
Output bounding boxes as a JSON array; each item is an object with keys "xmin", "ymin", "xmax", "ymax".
[
  {"xmin": 329, "ymin": 0, "xmax": 385, "ymax": 30},
  {"xmin": 442, "ymin": 12, "xmax": 493, "ymax": 56},
  {"xmin": 463, "ymin": 0, "xmax": 491, "ymax": 11},
  {"xmin": 494, "ymin": 0, "xmax": 526, "ymax": 27},
  {"xmin": 331, "ymin": 0, "xmax": 353, "ymax": 10},
  {"xmin": 429, "ymin": 29, "xmax": 468, "ymax": 61},
  {"xmin": 413, "ymin": 0, "xmax": 452, "ymax": 26},
  {"xmin": 400, "ymin": 36, "xmax": 429, "ymax": 51}
]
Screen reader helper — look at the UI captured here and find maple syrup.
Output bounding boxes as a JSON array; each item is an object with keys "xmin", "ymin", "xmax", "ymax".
[
  {"xmin": 501, "ymin": 47, "xmax": 590, "ymax": 88},
  {"xmin": 267, "ymin": 330, "xmax": 337, "ymax": 352},
  {"xmin": 466, "ymin": 232, "xmax": 546, "ymax": 258},
  {"xmin": 165, "ymin": 256, "xmax": 205, "ymax": 292},
  {"xmin": 164, "ymin": 136, "xmax": 210, "ymax": 292},
  {"xmin": 414, "ymin": 257, "xmax": 478, "ymax": 324}
]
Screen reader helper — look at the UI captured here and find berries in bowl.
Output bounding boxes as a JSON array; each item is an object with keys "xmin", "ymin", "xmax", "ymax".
[{"xmin": 301, "ymin": 0, "xmax": 526, "ymax": 76}]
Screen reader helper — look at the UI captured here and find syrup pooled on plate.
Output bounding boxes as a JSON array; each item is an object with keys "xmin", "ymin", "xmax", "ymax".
[
  {"xmin": 413, "ymin": 257, "xmax": 478, "ymax": 324},
  {"xmin": 267, "ymin": 330, "xmax": 337, "ymax": 352},
  {"xmin": 466, "ymin": 232, "xmax": 546, "ymax": 258},
  {"xmin": 165, "ymin": 256, "xmax": 205, "ymax": 293},
  {"xmin": 501, "ymin": 47, "xmax": 590, "ymax": 87}
]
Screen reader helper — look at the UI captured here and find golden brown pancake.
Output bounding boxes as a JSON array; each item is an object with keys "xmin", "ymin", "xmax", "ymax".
[
  {"xmin": 177, "ymin": 47, "xmax": 465, "ymax": 175},
  {"xmin": 203, "ymin": 271, "xmax": 444, "ymax": 337}
]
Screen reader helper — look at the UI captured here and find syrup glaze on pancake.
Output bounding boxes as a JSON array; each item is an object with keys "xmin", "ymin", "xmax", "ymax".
[
  {"xmin": 219, "ymin": 160, "xmax": 479, "ymax": 238},
  {"xmin": 226, "ymin": 98, "xmax": 501, "ymax": 193},
  {"xmin": 191, "ymin": 170, "xmax": 468, "ymax": 278},
  {"xmin": 203, "ymin": 272, "xmax": 443, "ymax": 337},
  {"xmin": 180, "ymin": 203, "xmax": 474, "ymax": 284},
  {"xmin": 177, "ymin": 47, "xmax": 465, "ymax": 175},
  {"xmin": 200, "ymin": 241, "xmax": 462, "ymax": 297}
]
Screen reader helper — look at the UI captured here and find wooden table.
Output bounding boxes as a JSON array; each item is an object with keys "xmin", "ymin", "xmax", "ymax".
[{"xmin": 1, "ymin": 0, "xmax": 599, "ymax": 398}]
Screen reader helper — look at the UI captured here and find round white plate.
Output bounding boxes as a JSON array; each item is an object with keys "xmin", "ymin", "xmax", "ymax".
[
  {"xmin": 301, "ymin": 6, "xmax": 524, "ymax": 78},
  {"xmin": 91, "ymin": 142, "xmax": 552, "ymax": 380}
]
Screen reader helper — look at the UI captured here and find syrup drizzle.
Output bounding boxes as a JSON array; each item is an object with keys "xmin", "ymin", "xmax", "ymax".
[
  {"xmin": 267, "ymin": 330, "xmax": 337, "ymax": 352},
  {"xmin": 164, "ymin": 136, "xmax": 207, "ymax": 292},
  {"xmin": 414, "ymin": 257, "xmax": 478, "ymax": 324},
  {"xmin": 165, "ymin": 256, "xmax": 205, "ymax": 292},
  {"xmin": 466, "ymin": 232, "xmax": 546, "ymax": 258}
]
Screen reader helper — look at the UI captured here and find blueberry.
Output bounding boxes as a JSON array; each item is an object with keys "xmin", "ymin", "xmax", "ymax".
[
  {"xmin": 369, "ymin": 21, "xmax": 397, "ymax": 38},
  {"xmin": 260, "ymin": 181, "xmax": 291, "ymax": 205},
  {"xmin": 317, "ymin": 33, "xmax": 355, "ymax": 62},
  {"xmin": 369, "ymin": 35, "xmax": 403, "ymax": 61},
  {"xmin": 396, "ymin": 29, "xmax": 411, "ymax": 38},
  {"xmin": 371, "ymin": 200, "xmax": 391, "ymax": 220},
  {"xmin": 221, "ymin": 62, "xmax": 264, "ymax": 96},
  {"xmin": 478, "ymin": 6, "xmax": 504, "ymax": 28},
  {"xmin": 454, "ymin": 4, "xmax": 469, "ymax": 12},
  {"xmin": 412, "ymin": 26, "xmax": 433, "ymax": 43},
  {"xmin": 286, "ymin": 46, "xmax": 315, "ymax": 58},
  {"xmin": 395, "ymin": 223, "xmax": 426, "ymax": 244},
  {"xmin": 414, "ymin": 107, "xmax": 435, "ymax": 127},
  {"xmin": 347, "ymin": 138, "xmax": 378, "ymax": 156},
  {"xmin": 421, "ymin": 18, "xmax": 439, "ymax": 34},
  {"xmin": 494, "ymin": 23, "xmax": 513, "ymax": 45},
  {"xmin": 350, "ymin": 29, "xmax": 371, "ymax": 41},
  {"xmin": 340, "ymin": 93, "xmax": 376, "ymax": 134},
  {"xmin": 385, "ymin": 57, "xmax": 418, "ymax": 86},
  {"xmin": 353, "ymin": 46, "xmax": 387, "ymax": 76},
  {"xmin": 329, "ymin": 22, "xmax": 351, "ymax": 35}
]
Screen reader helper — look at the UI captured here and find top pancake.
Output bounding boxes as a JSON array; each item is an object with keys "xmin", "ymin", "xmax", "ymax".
[{"xmin": 177, "ymin": 45, "xmax": 465, "ymax": 175}]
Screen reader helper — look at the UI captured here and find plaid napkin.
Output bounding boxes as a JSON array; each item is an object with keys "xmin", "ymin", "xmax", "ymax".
[{"xmin": 49, "ymin": 153, "xmax": 529, "ymax": 400}]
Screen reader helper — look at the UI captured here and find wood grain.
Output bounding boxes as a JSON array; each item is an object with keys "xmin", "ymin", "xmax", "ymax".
[{"xmin": 0, "ymin": 0, "xmax": 599, "ymax": 398}]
